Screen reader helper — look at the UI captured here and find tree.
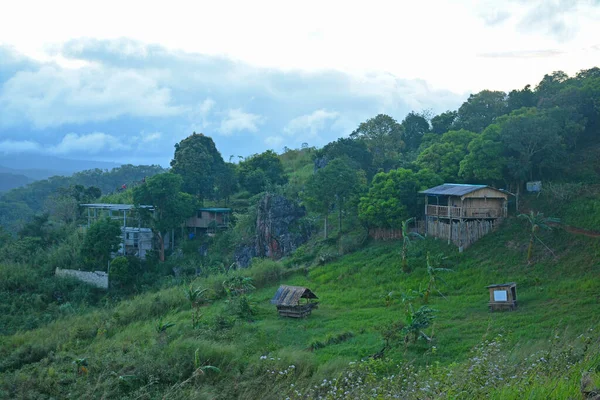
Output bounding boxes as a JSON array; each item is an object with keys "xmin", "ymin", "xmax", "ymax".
[
  {"xmin": 215, "ymin": 163, "xmax": 238, "ymax": 204},
  {"xmin": 400, "ymin": 218, "xmax": 423, "ymax": 273},
  {"xmin": 431, "ymin": 110, "xmax": 458, "ymax": 134},
  {"xmin": 109, "ymin": 256, "xmax": 132, "ymax": 288},
  {"xmin": 507, "ymin": 84, "xmax": 536, "ymax": 112},
  {"xmin": 358, "ymin": 168, "xmax": 442, "ymax": 228},
  {"xmin": 81, "ymin": 217, "xmax": 122, "ymax": 270},
  {"xmin": 518, "ymin": 211, "xmax": 560, "ymax": 264},
  {"xmin": 416, "ymin": 129, "xmax": 477, "ymax": 182},
  {"xmin": 238, "ymin": 150, "xmax": 287, "ymax": 195},
  {"xmin": 535, "ymin": 71, "xmax": 570, "ymax": 104},
  {"xmin": 455, "ymin": 90, "xmax": 508, "ymax": 132},
  {"xmin": 303, "ymin": 158, "xmax": 362, "ymax": 238},
  {"xmin": 401, "ymin": 111, "xmax": 430, "ymax": 151},
  {"xmin": 350, "ymin": 114, "xmax": 404, "ymax": 169},
  {"xmin": 170, "ymin": 133, "xmax": 225, "ymax": 203},
  {"xmin": 316, "ymin": 137, "xmax": 373, "ymax": 176},
  {"xmin": 459, "ymin": 125, "xmax": 507, "ymax": 184},
  {"xmin": 133, "ymin": 173, "xmax": 197, "ymax": 262},
  {"xmin": 498, "ymin": 108, "xmax": 566, "ymax": 183}
]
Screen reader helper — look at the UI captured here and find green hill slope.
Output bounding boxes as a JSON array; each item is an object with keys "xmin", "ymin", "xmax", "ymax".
[{"xmin": 1, "ymin": 213, "xmax": 599, "ymax": 399}]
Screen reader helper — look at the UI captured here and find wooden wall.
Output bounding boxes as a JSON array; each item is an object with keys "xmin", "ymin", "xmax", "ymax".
[{"xmin": 426, "ymin": 218, "xmax": 500, "ymax": 249}]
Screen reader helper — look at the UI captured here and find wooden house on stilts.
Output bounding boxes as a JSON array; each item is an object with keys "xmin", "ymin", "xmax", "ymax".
[{"xmin": 420, "ymin": 184, "xmax": 510, "ymax": 250}]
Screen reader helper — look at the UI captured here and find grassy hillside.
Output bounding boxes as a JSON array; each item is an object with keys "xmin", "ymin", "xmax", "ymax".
[{"xmin": 1, "ymin": 208, "xmax": 599, "ymax": 398}]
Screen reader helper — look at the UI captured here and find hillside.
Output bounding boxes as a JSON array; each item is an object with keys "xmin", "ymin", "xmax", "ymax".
[{"xmin": 1, "ymin": 204, "xmax": 599, "ymax": 398}]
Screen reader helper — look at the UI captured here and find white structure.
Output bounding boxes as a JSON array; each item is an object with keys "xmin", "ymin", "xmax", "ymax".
[{"xmin": 81, "ymin": 203, "xmax": 157, "ymax": 260}]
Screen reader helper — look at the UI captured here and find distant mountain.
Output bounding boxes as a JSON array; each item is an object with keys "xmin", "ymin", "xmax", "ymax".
[
  {"xmin": 0, "ymin": 153, "xmax": 122, "ymax": 181},
  {"xmin": 0, "ymin": 172, "xmax": 33, "ymax": 193}
]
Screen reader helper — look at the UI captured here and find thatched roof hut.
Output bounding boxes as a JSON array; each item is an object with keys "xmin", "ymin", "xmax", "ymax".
[{"xmin": 271, "ymin": 285, "xmax": 318, "ymax": 318}]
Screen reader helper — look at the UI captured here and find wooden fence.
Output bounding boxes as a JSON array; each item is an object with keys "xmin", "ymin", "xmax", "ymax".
[
  {"xmin": 426, "ymin": 218, "xmax": 499, "ymax": 250},
  {"xmin": 368, "ymin": 221, "xmax": 425, "ymax": 241}
]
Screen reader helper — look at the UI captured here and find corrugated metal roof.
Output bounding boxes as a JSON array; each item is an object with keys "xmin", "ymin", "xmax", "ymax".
[
  {"xmin": 270, "ymin": 285, "xmax": 318, "ymax": 306},
  {"xmin": 420, "ymin": 184, "xmax": 489, "ymax": 196},
  {"xmin": 80, "ymin": 203, "xmax": 154, "ymax": 210},
  {"xmin": 199, "ymin": 208, "xmax": 231, "ymax": 213}
]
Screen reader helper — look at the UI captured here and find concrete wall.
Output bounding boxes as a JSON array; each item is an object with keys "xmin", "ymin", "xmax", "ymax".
[{"xmin": 55, "ymin": 268, "xmax": 109, "ymax": 289}]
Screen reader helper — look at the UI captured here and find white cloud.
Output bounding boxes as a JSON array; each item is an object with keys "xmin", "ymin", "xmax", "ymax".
[
  {"xmin": 0, "ymin": 65, "xmax": 180, "ymax": 129},
  {"xmin": 0, "ymin": 132, "xmax": 129, "ymax": 156},
  {"xmin": 264, "ymin": 135, "xmax": 284, "ymax": 149},
  {"xmin": 50, "ymin": 132, "xmax": 129, "ymax": 154},
  {"xmin": 284, "ymin": 109, "xmax": 339, "ymax": 137},
  {"xmin": 219, "ymin": 109, "xmax": 263, "ymax": 135},
  {"xmin": 199, "ymin": 98, "xmax": 215, "ymax": 115},
  {"xmin": 0, "ymin": 139, "xmax": 42, "ymax": 153}
]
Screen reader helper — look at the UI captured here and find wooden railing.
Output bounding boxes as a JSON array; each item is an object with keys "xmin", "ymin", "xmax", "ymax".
[{"xmin": 426, "ymin": 205, "xmax": 504, "ymax": 218}]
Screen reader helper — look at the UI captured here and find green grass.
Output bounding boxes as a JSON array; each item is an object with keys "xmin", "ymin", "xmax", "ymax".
[{"xmin": 1, "ymin": 216, "xmax": 599, "ymax": 398}]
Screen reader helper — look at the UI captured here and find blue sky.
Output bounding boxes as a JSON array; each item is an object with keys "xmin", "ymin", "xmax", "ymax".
[{"xmin": 0, "ymin": 0, "xmax": 599, "ymax": 166}]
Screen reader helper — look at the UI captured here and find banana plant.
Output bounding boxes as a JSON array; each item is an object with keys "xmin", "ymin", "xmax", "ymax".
[
  {"xmin": 518, "ymin": 211, "xmax": 560, "ymax": 264},
  {"xmin": 401, "ymin": 217, "xmax": 424, "ymax": 273},
  {"xmin": 423, "ymin": 252, "xmax": 453, "ymax": 304}
]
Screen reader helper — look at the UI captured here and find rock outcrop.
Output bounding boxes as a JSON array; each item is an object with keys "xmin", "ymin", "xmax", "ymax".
[{"xmin": 235, "ymin": 193, "xmax": 310, "ymax": 268}]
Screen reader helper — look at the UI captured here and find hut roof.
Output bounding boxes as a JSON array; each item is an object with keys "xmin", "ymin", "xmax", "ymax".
[
  {"xmin": 420, "ymin": 184, "xmax": 489, "ymax": 196},
  {"xmin": 486, "ymin": 282, "xmax": 516, "ymax": 289},
  {"xmin": 270, "ymin": 285, "xmax": 318, "ymax": 306}
]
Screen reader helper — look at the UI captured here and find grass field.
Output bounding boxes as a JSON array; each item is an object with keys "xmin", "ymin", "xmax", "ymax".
[{"xmin": 1, "ymin": 209, "xmax": 600, "ymax": 398}]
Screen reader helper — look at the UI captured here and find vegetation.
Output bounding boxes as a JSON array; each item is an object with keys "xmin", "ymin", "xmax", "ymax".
[{"xmin": 1, "ymin": 66, "xmax": 600, "ymax": 399}]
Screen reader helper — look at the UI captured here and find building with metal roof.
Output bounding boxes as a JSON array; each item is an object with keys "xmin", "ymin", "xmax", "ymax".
[{"xmin": 421, "ymin": 183, "xmax": 510, "ymax": 251}]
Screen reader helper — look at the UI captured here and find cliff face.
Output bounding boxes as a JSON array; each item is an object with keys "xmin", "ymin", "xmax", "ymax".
[{"xmin": 235, "ymin": 193, "xmax": 310, "ymax": 267}]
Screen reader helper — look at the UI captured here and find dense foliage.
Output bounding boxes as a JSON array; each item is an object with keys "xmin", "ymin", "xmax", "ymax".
[{"xmin": 1, "ymin": 66, "xmax": 600, "ymax": 399}]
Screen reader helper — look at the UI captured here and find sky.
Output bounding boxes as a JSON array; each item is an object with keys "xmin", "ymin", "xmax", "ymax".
[{"xmin": 0, "ymin": 0, "xmax": 599, "ymax": 166}]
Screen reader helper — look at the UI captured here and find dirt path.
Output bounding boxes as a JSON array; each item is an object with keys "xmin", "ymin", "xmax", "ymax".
[{"xmin": 548, "ymin": 222, "xmax": 600, "ymax": 238}]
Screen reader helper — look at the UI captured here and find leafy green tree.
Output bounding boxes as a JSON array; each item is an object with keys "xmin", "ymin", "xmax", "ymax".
[
  {"xmin": 238, "ymin": 150, "xmax": 287, "ymax": 195},
  {"xmin": 401, "ymin": 111, "xmax": 430, "ymax": 151},
  {"xmin": 498, "ymin": 108, "xmax": 566, "ymax": 183},
  {"xmin": 170, "ymin": 133, "xmax": 225, "ymax": 203},
  {"xmin": 416, "ymin": 129, "xmax": 477, "ymax": 182},
  {"xmin": 459, "ymin": 125, "xmax": 507, "ymax": 184},
  {"xmin": 431, "ymin": 110, "xmax": 458, "ymax": 134},
  {"xmin": 350, "ymin": 114, "xmax": 404, "ymax": 169},
  {"xmin": 316, "ymin": 137, "xmax": 373, "ymax": 176},
  {"xmin": 215, "ymin": 163, "xmax": 238, "ymax": 204},
  {"xmin": 455, "ymin": 90, "xmax": 508, "ymax": 132},
  {"xmin": 81, "ymin": 217, "xmax": 122, "ymax": 270},
  {"xmin": 535, "ymin": 70, "xmax": 570, "ymax": 104},
  {"xmin": 133, "ymin": 173, "xmax": 197, "ymax": 262},
  {"xmin": 358, "ymin": 168, "xmax": 442, "ymax": 228},
  {"xmin": 518, "ymin": 211, "xmax": 560, "ymax": 264},
  {"xmin": 303, "ymin": 158, "xmax": 362, "ymax": 238},
  {"xmin": 507, "ymin": 84, "xmax": 536, "ymax": 112},
  {"xmin": 109, "ymin": 256, "xmax": 131, "ymax": 288}
]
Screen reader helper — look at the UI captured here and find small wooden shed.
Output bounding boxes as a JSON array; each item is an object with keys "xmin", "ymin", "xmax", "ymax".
[
  {"xmin": 486, "ymin": 282, "xmax": 517, "ymax": 311},
  {"xmin": 271, "ymin": 285, "xmax": 319, "ymax": 318}
]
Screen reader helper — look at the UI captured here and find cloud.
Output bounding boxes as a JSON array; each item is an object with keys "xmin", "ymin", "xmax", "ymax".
[
  {"xmin": 0, "ymin": 132, "xmax": 128, "ymax": 155},
  {"xmin": 283, "ymin": 109, "xmax": 339, "ymax": 137},
  {"xmin": 0, "ymin": 64, "xmax": 180, "ymax": 129},
  {"xmin": 0, "ymin": 39, "xmax": 465, "ymax": 163},
  {"xmin": 0, "ymin": 139, "xmax": 42, "ymax": 153},
  {"xmin": 479, "ymin": 9, "xmax": 512, "ymax": 26},
  {"xmin": 264, "ymin": 136, "xmax": 284, "ymax": 149},
  {"xmin": 478, "ymin": 49, "xmax": 564, "ymax": 58},
  {"xmin": 219, "ymin": 109, "xmax": 264, "ymax": 135},
  {"xmin": 50, "ymin": 132, "xmax": 130, "ymax": 154}
]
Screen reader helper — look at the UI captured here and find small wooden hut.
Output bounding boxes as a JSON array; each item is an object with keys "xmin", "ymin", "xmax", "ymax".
[
  {"xmin": 486, "ymin": 282, "xmax": 517, "ymax": 311},
  {"xmin": 271, "ymin": 285, "xmax": 319, "ymax": 318}
]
